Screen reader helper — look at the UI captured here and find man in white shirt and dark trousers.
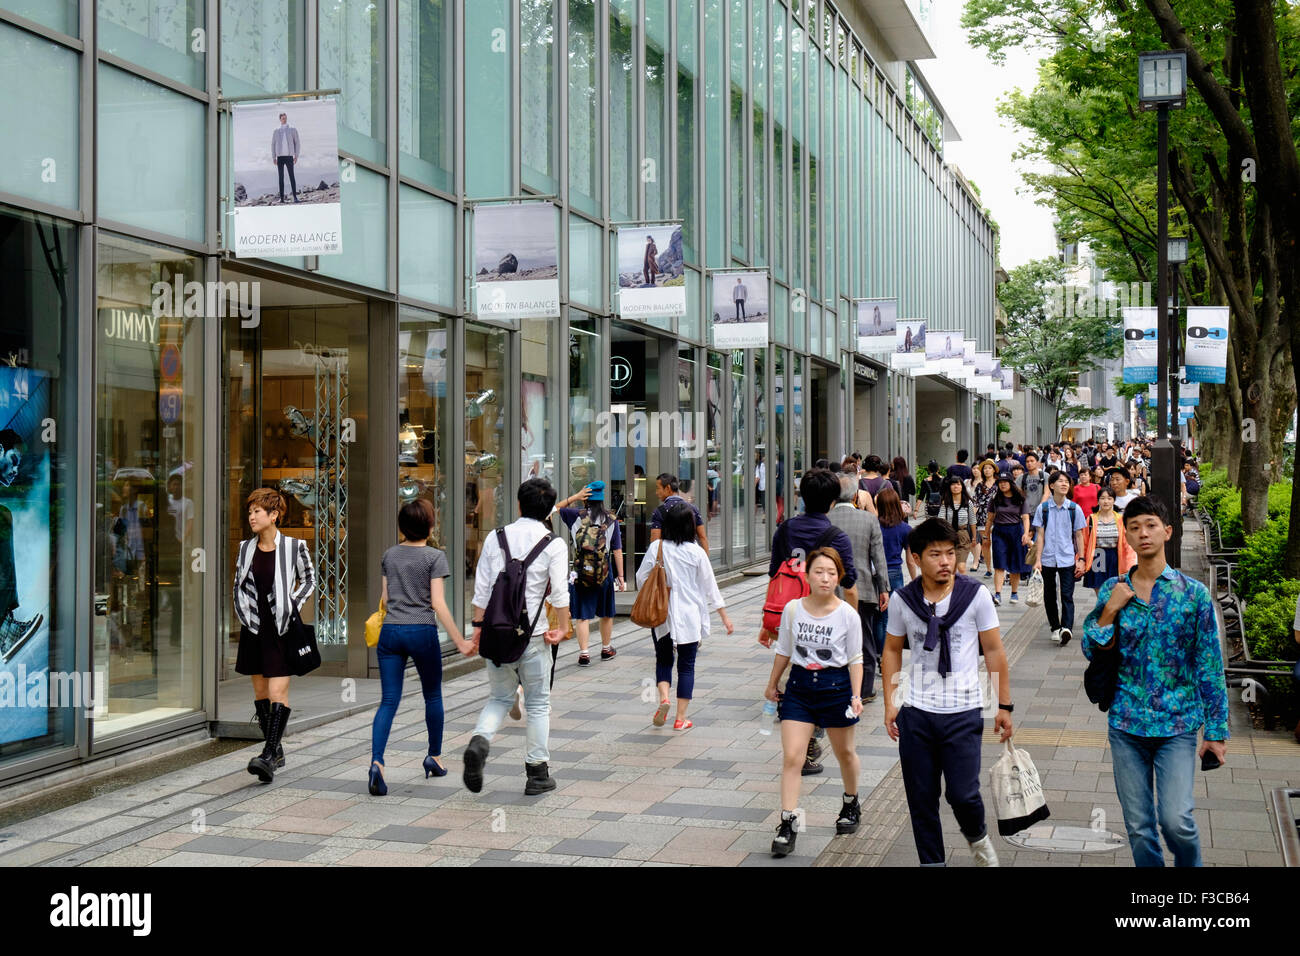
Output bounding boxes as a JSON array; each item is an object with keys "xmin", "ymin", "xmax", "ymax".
[
  {"xmin": 271, "ymin": 112, "xmax": 301, "ymax": 204},
  {"xmin": 1031, "ymin": 470, "xmax": 1087, "ymax": 646},
  {"xmin": 464, "ymin": 478, "xmax": 572, "ymax": 795},
  {"xmin": 883, "ymin": 518, "xmax": 1014, "ymax": 866}
]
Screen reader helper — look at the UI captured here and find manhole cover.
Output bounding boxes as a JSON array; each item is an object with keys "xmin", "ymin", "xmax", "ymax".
[{"xmin": 1004, "ymin": 824, "xmax": 1126, "ymax": 853}]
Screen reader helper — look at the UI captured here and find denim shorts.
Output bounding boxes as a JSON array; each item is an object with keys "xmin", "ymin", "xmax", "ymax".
[{"xmin": 778, "ymin": 665, "xmax": 858, "ymax": 728}]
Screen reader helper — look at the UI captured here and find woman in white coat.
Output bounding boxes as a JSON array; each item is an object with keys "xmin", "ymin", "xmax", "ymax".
[{"xmin": 636, "ymin": 503, "xmax": 734, "ymax": 730}]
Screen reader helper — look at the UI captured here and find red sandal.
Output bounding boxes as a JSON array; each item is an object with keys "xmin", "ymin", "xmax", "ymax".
[{"xmin": 653, "ymin": 699, "xmax": 670, "ymax": 727}]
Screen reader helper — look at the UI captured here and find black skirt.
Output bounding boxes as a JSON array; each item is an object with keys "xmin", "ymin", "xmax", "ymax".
[{"xmin": 235, "ymin": 623, "xmax": 294, "ymax": 678}]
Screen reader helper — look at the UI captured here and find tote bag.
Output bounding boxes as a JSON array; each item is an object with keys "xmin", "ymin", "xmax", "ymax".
[
  {"xmin": 989, "ymin": 740, "xmax": 1050, "ymax": 835},
  {"xmin": 287, "ymin": 610, "xmax": 321, "ymax": 676},
  {"xmin": 1023, "ymin": 569, "xmax": 1044, "ymax": 607}
]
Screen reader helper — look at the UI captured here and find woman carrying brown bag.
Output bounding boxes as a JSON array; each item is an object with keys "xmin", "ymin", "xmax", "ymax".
[{"xmin": 635, "ymin": 503, "xmax": 733, "ymax": 730}]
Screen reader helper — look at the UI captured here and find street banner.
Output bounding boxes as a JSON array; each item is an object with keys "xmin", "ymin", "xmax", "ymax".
[
  {"xmin": 1184, "ymin": 306, "xmax": 1229, "ymax": 383},
  {"xmin": 973, "ymin": 350, "xmax": 996, "ymax": 393},
  {"xmin": 1122, "ymin": 307, "xmax": 1158, "ymax": 384},
  {"xmin": 1178, "ymin": 366, "xmax": 1200, "ymax": 407},
  {"xmin": 925, "ymin": 330, "xmax": 964, "ymax": 373},
  {"xmin": 955, "ymin": 339, "xmax": 978, "ymax": 383},
  {"xmin": 890, "ymin": 319, "xmax": 926, "ymax": 369},
  {"xmin": 855, "ymin": 298, "xmax": 898, "ymax": 355},
  {"xmin": 473, "ymin": 202, "xmax": 560, "ymax": 319},
  {"xmin": 616, "ymin": 224, "xmax": 685, "ymax": 319},
  {"xmin": 231, "ymin": 99, "xmax": 342, "ymax": 257},
  {"xmin": 0, "ymin": 367, "xmax": 53, "ymax": 745},
  {"xmin": 710, "ymin": 270, "xmax": 769, "ymax": 348}
]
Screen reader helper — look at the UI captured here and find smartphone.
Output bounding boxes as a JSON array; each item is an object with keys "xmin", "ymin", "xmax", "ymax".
[{"xmin": 1200, "ymin": 751, "xmax": 1223, "ymax": 771}]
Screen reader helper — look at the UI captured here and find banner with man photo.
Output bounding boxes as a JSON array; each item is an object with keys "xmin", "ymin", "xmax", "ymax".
[
  {"xmin": 616, "ymin": 224, "xmax": 686, "ymax": 319},
  {"xmin": 890, "ymin": 319, "xmax": 926, "ymax": 369},
  {"xmin": 973, "ymin": 351, "xmax": 996, "ymax": 394},
  {"xmin": 855, "ymin": 298, "xmax": 898, "ymax": 355},
  {"xmin": 1122, "ymin": 307, "xmax": 1159, "ymax": 384},
  {"xmin": 231, "ymin": 99, "xmax": 342, "ymax": 257},
  {"xmin": 473, "ymin": 201, "xmax": 561, "ymax": 320},
  {"xmin": 710, "ymin": 270, "xmax": 769, "ymax": 348},
  {"xmin": 1183, "ymin": 306, "xmax": 1229, "ymax": 384}
]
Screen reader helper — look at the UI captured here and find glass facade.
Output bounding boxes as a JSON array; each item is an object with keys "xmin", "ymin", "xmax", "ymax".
[{"xmin": 0, "ymin": 0, "xmax": 997, "ymax": 782}]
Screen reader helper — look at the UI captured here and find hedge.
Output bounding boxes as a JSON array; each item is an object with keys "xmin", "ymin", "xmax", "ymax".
[
  {"xmin": 1237, "ymin": 515, "xmax": 1289, "ymax": 601},
  {"xmin": 1241, "ymin": 579, "xmax": 1300, "ymax": 725}
]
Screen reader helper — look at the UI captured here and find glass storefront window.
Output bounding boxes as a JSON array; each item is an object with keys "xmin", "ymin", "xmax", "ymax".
[
  {"xmin": 675, "ymin": 0, "xmax": 697, "ymax": 261},
  {"xmin": 399, "ymin": 185, "xmax": 454, "ymax": 307},
  {"xmin": 0, "ymin": 22, "xmax": 78, "ymax": 211},
  {"xmin": 521, "ymin": 319, "xmax": 557, "ymax": 486},
  {"xmin": 398, "ymin": 310, "xmax": 454, "ymax": 647},
  {"xmin": 677, "ymin": 346, "xmax": 698, "ymax": 495},
  {"xmin": 792, "ymin": 352, "xmax": 804, "ymax": 514},
  {"xmin": 94, "ymin": 234, "xmax": 204, "ymax": 740},
  {"xmin": 465, "ymin": 0, "xmax": 511, "ymax": 198},
  {"xmin": 704, "ymin": 350, "xmax": 723, "ymax": 562},
  {"xmin": 609, "ymin": 0, "xmax": 635, "ymax": 222},
  {"xmin": 681, "ymin": 268, "xmax": 700, "ymax": 341},
  {"xmin": 463, "ymin": 324, "xmax": 509, "ymax": 633},
  {"xmin": 319, "ymin": 164, "xmax": 387, "ymax": 291},
  {"xmin": 397, "ymin": 0, "xmax": 453, "ymax": 192},
  {"xmin": 644, "ymin": 0, "xmax": 669, "ymax": 221},
  {"xmin": 99, "ymin": 0, "xmax": 205, "ymax": 90},
  {"xmin": 730, "ymin": 350, "xmax": 747, "ymax": 556},
  {"xmin": 521, "ymin": 0, "xmax": 558, "ymax": 193},
  {"xmin": 1, "ymin": 1, "xmax": 77, "ymax": 36},
  {"xmin": 569, "ymin": 0, "xmax": 600, "ymax": 217},
  {"xmin": 569, "ymin": 215, "xmax": 602, "ymax": 311},
  {"xmin": 754, "ymin": 349, "xmax": 768, "ymax": 547},
  {"xmin": 220, "ymin": 0, "xmax": 304, "ymax": 98},
  {"xmin": 703, "ymin": 0, "xmax": 724, "ymax": 267},
  {"xmin": 773, "ymin": 347, "xmax": 785, "ymax": 527},
  {"xmin": 568, "ymin": 315, "xmax": 600, "ymax": 494},
  {"xmin": 0, "ymin": 206, "xmax": 78, "ymax": 767},
  {"xmin": 729, "ymin": 86, "xmax": 744, "ymax": 260},
  {"xmin": 98, "ymin": 64, "xmax": 205, "ymax": 243},
  {"xmin": 319, "ymin": 0, "xmax": 386, "ymax": 165}
]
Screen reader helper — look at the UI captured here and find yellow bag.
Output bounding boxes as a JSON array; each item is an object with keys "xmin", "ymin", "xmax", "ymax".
[{"xmin": 365, "ymin": 599, "xmax": 387, "ymax": 647}]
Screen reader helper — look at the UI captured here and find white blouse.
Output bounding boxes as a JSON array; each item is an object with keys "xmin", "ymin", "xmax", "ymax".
[{"xmin": 635, "ymin": 539, "xmax": 725, "ymax": 645}]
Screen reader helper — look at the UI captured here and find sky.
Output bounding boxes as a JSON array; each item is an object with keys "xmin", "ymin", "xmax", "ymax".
[{"xmin": 919, "ymin": 0, "xmax": 1060, "ymax": 268}]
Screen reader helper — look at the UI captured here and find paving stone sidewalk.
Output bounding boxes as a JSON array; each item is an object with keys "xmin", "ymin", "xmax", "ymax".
[{"xmin": 0, "ymin": 520, "xmax": 1294, "ymax": 867}]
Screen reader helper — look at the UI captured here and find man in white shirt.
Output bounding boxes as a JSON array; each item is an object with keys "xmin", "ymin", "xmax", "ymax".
[
  {"xmin": 733, "ymin": 277, "xmax": 749, "ymax": 321},
  {"xmin": 464, "ymin": 478, "xmax": 571, "ymax": 796},
  {"xmin": 883, "ymin": 519, "xmax": 1014, "ymax": 866},
  {"xmin": 271, "ymin": 112, "xmax": 301, "ymax": 204}
]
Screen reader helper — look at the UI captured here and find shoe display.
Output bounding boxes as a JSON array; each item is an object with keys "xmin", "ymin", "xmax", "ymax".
[
  {"xmin": 969, "ymin": 834, "xmax": 1000, "ymax": 867},
  {"xmin": 524, "ymin": 761, "xmax": 557, "ymax": 795},
  {"xmin": 0, "ymin": 612, "xmax": 42, "ymax": 663},
  {"xmin": 600, "ymin": 645, "xmax": 616, "ymax": 661},
  {"xmin": 835, "ymin": 795, "xmax": 861, "ymax": 835},
  {"xmin": 771, "ymin": 814, "xmax": 798, "ymax": 857},
  {"xmin": 463, "ymin": 734, "xmax": 490, "ymax": 793}
]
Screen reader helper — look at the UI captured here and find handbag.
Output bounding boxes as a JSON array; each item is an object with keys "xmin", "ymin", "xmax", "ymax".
[
  {"xmin": 286, "ymin": 608, "xmax": 321, "ymax": 676},
  {"xmin": 1023, "ymin": 569, "xmax": 1044, "ymax": 607},
  {"xmin": 1084, "ymin": 622, "xmax": 1121, "ymax": 711},
  {"xmin": 364, "ymin": 599, "xmax": 386, "ymax": 648},
  {"xmin": 989, "ymin": 739, "xmax": 1050, "ymax": 835},
  {"xmin": 630, "ymin": 547, "xmax": 670, "ymax": 628}
]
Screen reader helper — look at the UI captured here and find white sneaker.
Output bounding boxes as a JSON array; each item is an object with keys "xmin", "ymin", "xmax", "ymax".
[
  {"xmin": 1049, "ymin": 629, "xmax": 1061, "ymax": 644},
  {"xmin": 969, "ymin": 834, "xmax": 1000, "ymax": 867}
]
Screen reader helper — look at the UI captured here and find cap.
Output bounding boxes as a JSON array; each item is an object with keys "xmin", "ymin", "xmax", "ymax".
[{"xmin": 586, "ymin": 480, "xmax": 605, "ymax": 501}]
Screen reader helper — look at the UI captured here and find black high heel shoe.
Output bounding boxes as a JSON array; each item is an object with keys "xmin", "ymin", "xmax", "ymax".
[
  {"xmin": 423, "ymin": 755, "xmax": 448, "ymax": 778},
  {"xmin": 368, "ymin": 761, "xmax": 388, "ymax": 796}
]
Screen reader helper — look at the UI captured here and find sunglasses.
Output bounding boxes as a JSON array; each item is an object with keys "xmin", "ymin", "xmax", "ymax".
[{"xmin": 794, "ymin": 645, "xmax": 834, "ymax": 662}]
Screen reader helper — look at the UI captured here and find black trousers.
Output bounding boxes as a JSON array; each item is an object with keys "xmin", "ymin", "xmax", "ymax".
[
  {"xmin": 1041, "ymin": 564, "xmax": 1076, "ymax": 631},
  {"xmin": 898, "ymin": 706, "xmax": 986, "ymax": 865},
  {"xmin": 277, "ymin": 156, "xmax": 298, "ymax": 201},
  {"xmin": 857, "ymin": 600, "xmax": 881, "ymax": 697}
]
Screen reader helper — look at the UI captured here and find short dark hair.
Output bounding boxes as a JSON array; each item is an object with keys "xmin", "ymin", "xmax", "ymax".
[
  {"xmin": 805, "ymin": 547, "xmax": 845, "ymax": 581},
  {"xmin": 661, "ymin": 502, "xmax": 697, "ymax": 545},
  {"xmin": 1122, "ymin": 494, "xmax": 1171, "ymax": 528},
  {"xmin": 862, "ymin": 454, "xmax": 884, "ymax": 473},
  {"xmin": 1047, "ymin": 469, "xmax": 1073, "ymax": 491},
  {"xmin": 799, "ymin": 468, "xmax": 840, "ymax": 514},
  {"xmin": 517, "ymin": 477, "xmax": 558, "ymax": 521},
  {"xmin": 1025, "ymin": 451, "xmax": 1039, "ymax": 463},
  {"xmin": 956, "ymin": 448, "xmax": 969, "ymax": 463},
  {"xmin": 909, "ymin": 518, "xmax": 961, "ymax": 557},
  {"xmin": 0, "ymin": 428, "xmax": 22, "ymax": 454},
  {"xmin": 656, "ymin": 472, "xmax": 680, "ymax": 492},
  {"xmin": 398, "ymin": 499, "xmax": 434, "ymax": 541}
]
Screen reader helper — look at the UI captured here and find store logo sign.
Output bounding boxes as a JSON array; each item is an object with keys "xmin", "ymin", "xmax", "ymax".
[
  {"xmin": 100, "ymin": 308, "xmax": 158, "ymax": 344},
  {"xmin": 610, "ymin": 356, "xmax": 633, "ymax": 390}
]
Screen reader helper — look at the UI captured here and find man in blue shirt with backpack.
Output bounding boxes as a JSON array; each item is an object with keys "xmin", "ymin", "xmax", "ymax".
[{"xmin": 1031, "ymin": 470, "xmax": 1087, "ymax": 646}]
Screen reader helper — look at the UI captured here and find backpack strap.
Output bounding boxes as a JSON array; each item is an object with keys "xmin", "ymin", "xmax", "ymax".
[
  {"xmin": 495, "ymin": 527, "xmax": 512, "ymax": 562},
  {"xmin": 519, "ymin": 532, "xmax": 555, "ymax": 637}
]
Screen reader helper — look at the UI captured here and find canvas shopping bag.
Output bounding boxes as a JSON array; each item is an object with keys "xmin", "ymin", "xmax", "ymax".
[{"xmin": 989, "ymin": 740, "xmax": 1050, "ymax": 836}]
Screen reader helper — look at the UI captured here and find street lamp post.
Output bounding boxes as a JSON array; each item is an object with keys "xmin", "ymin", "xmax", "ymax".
[
  {"xmin": 1167, "ymin": 235, "xmax": 1188, "ymax": 563},
  {"xmin": 1139, "ymin": 51, "xmax": 1188, "ymax": 567}
]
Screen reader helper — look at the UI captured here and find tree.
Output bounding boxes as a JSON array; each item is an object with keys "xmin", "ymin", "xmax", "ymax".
[
  {"xmin": 963, "ymin": 0, "xmax": 1300, "ymax": 574},
  {"xmin": 997, "ymin": 258, "xmax": 1124, "ymax": 435}
]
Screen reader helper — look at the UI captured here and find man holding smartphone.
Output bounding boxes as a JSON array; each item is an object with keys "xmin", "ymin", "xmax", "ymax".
[{"xmin": 1081, "ymin": 495, "xmax": 1228, "ymax": 867}]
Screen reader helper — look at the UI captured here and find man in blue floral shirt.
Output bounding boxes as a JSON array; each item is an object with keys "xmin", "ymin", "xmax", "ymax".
[{"xmin": 1082, "ymin": 495, "xmax": 1228, "ymax": 867}]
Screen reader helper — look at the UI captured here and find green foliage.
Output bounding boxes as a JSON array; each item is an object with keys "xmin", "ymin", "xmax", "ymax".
[
  {"xmin": 1241, "ymin": 579, "xmax": 1300, "ymax": 723},
  {"xmin": 1217, "ymin": 495, "xmax": 1245, "ymax": 550},
  {"xmin": 1266, "ymin": 481, "xmax": 1292, "ymax": 520},
  {"xmin": 1237, "ymin": 517, "xmax": 1289, "ymax": 601}
]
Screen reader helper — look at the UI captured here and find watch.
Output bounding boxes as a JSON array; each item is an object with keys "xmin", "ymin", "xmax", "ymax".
[{"xmin": 998, "ymin": 702, "xmax": 1014, "ymax": 713}]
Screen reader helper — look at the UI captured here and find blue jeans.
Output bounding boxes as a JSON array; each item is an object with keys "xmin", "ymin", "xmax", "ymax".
[
  {"xmin": 371, "ymin": 623, "xmax": 444, "ymax": 765},
  {"xmin": 1108, "ymin": 727, "xmax": 1202, "ymax": 867},
  {"xmin": 888, "ymin": 566, "xmax": 905, "ymax": 593},
  {"xmin": 473, "ymin": 635, "xmax": 552, "ymax": 764}
]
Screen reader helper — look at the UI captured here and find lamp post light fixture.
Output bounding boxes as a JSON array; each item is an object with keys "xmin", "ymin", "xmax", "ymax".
[{"xmin": 1140, "ymin": 51, "xmax": 1188, "ymax": 565}]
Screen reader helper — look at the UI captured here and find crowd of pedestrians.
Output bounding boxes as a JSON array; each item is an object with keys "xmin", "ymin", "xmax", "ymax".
[{"xmin": 231, "ymin": 432, "xmax": 1228, "ymax": 869}]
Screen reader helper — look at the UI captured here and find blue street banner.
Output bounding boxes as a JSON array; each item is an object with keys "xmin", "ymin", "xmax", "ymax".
[
  {"xmin": 1122, "ymin": 307, "xmax": 1158, "ymax": 384},
  {"xmin": 1184, "ymin": 306, "xmax": 1229, "ymax": 383},
  {"xmin": 1178, "ymin": 367, "xmax": 1200, "ymax": 407}
]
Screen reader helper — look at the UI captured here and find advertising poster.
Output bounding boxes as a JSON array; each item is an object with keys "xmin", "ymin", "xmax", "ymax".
[
  {"xmin": 0, "ymin": 367, "xmax": 52, "ymax": 745},
  {"xmin": 956, "ymin": 339, "xmax": 978, "ymax": 383},
  {"xmin": 855, "ymin": 298, "xmax": 898, "ymax": 355},
  {"xmin": 1179, "ymin": 367, "xmax": 1200, "ymax": 407},
  {"xmin": 231, "ymin": 99, "xmax": 342, "ymax": 257},
  {"xmin": 1184, "ymin": 306, "xmax": 1229, "ymax": 383},
  {"xmin": 890, "ymin": 319, "xmax": 926, "ymax": 369},
  {"xmin": 973, "ymin": 350, "xmax": 996, "ymax": 394},
  {"xmin": 1122, "ymin": 307, "xmax": 1159, "ymax": 384},
  {"xmin": 473, "ymin": 202, "xmax": 561, "ymax": 319},
  {"xmin": 616, "ymin": 224, "xmax": 686, "ymax": 318},
  {"xmin": 710, "ymin": 271, "xmax": 770, "ymax": 349}
]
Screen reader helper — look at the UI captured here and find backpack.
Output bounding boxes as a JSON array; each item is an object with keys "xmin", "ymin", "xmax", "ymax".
[
  {"xmin": 924, "ymin": 477, "xmax": 943, "ymax": 515},
  {"xmin": 572, "ymin": 512, "xmax": 612, "ymax": 589},
  {"xmin": 478, "ymin": 528, "xmax": 555, "ymax": 666},
  {"xmin": 762, "ymin": 525, "xmax": 838, "ymax": 633}
]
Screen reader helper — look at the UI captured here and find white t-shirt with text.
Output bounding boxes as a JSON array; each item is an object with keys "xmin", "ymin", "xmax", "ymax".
[
  {"xmin": 886, "ymin": 585, "xmax": 999, "ymax": 714},
  {"xmin": 776, "ymin": 598, "xmax": 864, "ymax": 670}
]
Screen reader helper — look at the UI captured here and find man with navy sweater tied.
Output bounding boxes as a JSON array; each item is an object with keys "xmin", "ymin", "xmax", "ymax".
[{"xmin": 883, "ymin": 518, "xmax": 1014, "ymax": 866}]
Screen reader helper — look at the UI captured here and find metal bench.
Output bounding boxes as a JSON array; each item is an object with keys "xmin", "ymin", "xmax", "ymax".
[{"xmin": 1271, "ymin": 788, "xmax": 1300, "ymax": 867}]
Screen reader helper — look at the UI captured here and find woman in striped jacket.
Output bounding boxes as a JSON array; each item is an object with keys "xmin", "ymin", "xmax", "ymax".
[{"xmin": 233, "ymin": 487, "xmax": 316, "ymax": 783}]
